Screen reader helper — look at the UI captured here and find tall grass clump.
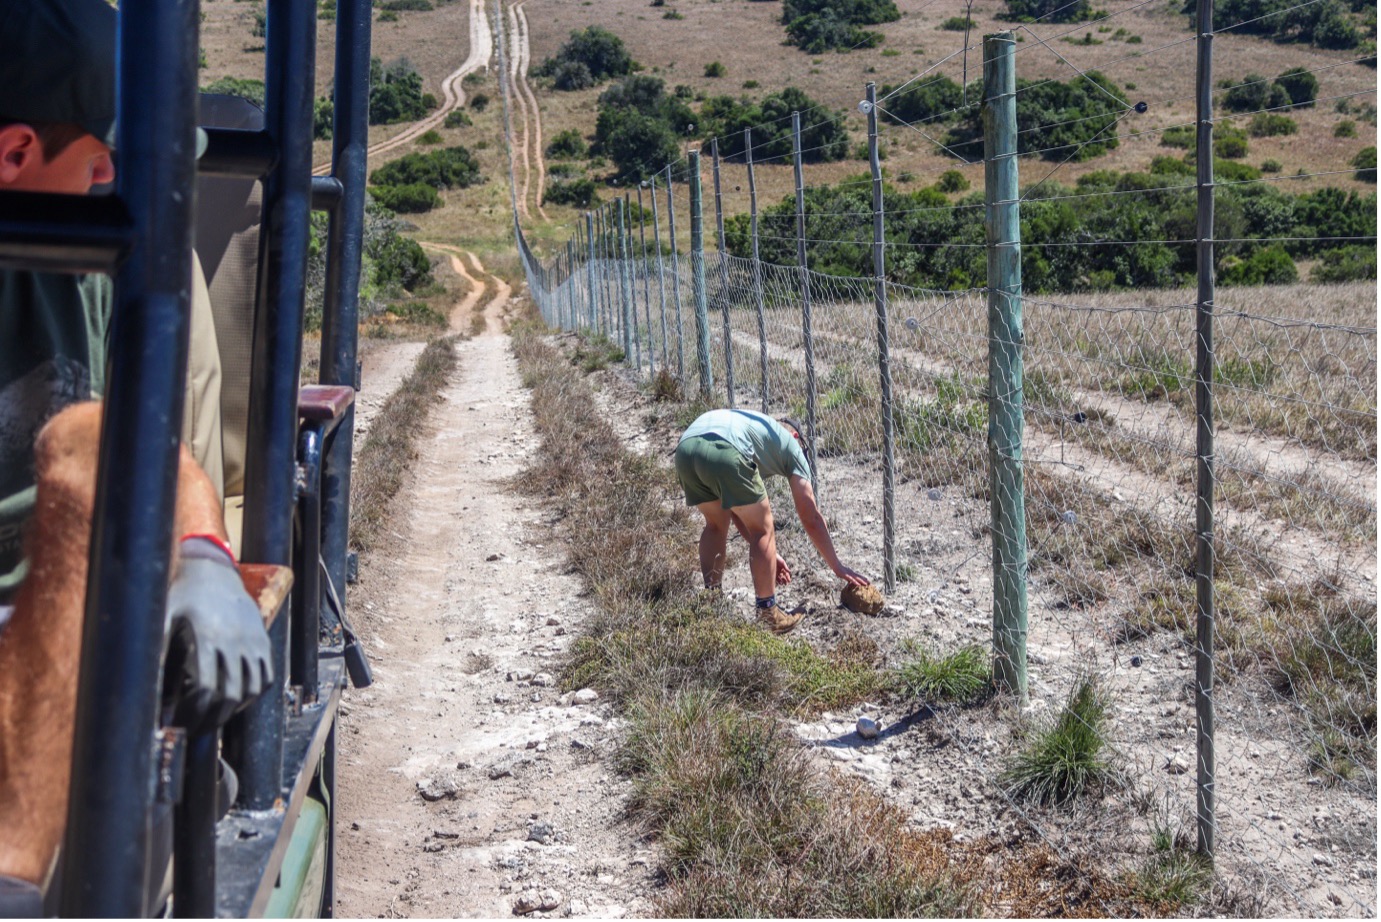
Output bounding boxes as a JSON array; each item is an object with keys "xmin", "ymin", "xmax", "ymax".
[
  {"xmin": 893, "ymin": 643, "xmax": 992, "ymax": 704},
  {"xmin": 350, "ymin": 336, "xmax": 458, "ymax": 551},
  {"xmin": 1003, "ymin": 677, "xmax": 1118, "ymax": 806},
  {"xmin": 1130, "ymin": 812, "xmax": 1212, "ymax": 909}
]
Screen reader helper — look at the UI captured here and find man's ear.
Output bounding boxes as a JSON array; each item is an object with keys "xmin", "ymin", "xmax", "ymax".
[{"xmin": 0, "ymin": 124, "xmax": 43, "ymax": 186}]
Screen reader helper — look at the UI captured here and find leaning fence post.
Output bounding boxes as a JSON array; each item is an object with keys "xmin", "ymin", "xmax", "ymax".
[
  {"xmin": 1193, "ymin": 0, "xmax": 1217, "ymax": 864},
  {"xmin": 618, "ymin": 195, "xmax": 637, "ymax": 369},
  {"xmin": 651, "ymin": 175, "xmax": 670, "ymax": 371},
  {"xmin": 585, "ymin": 212, "xmax": 597, "ymax": 332},
  {"xmin": 792, "ymin": 111, "xmax": 819, "ymax": 494},
  {"xmin": 566, "ymin": 239, "xmax": 577, "ymax": 331},
  {"xmin": 637, "ymin": 182, "xmax": 655, "ymax": 377},
  {"xmin": 712, "ymin": 137, "xmax": 735, "ymax": 407},
  {"xmin": 666, "ymin": 164, "xmax": 686, "ymax": 385},
  {"xmin": 983, "ymin": 32, "xmax": 1028, "ymax": 706},
  {"xmin": 689, "ymin": 149, "xmax": 713, "ymax": 398},
  {"xmin": 866, "ymin": 82, "xmax": 897, "ymax": 594},
  {"xmin": 596, "ymin": 206, "xmax": 608, "ymax": 336},
  {"xmin": 746, "ymin": 126, "xmax": 769, "ymax": 413}
]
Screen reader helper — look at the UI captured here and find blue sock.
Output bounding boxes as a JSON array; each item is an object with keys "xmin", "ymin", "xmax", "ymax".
[{"xmin": 755, "ymin": 595, "xmax": 776, "ymax": 610}]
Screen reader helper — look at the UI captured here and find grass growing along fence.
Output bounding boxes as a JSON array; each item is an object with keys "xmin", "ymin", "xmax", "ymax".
[{"xmin": 349, "ymin": 336, "xmax": 458, "ymax": 552}]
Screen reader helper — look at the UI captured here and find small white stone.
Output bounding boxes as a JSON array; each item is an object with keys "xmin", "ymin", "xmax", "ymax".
[
  {"xmin": 573, "ymin": 688, "xmax": 600, "ymax": 705},
  {"xmin": 856, "ymin": 717, "xmax": 880, "ymax": 740},
  {"xmin": 531, "ymin": 673, "xmax": 555, "ymax": 687}
]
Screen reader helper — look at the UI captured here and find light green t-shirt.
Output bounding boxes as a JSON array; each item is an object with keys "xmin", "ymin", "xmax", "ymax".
[
  {"xmin": 680, "ymin": 409, "xmax": 811, "ymax": 481},
  {"xmin": 0, "ymin": 271, "xmax": 109, "ymax": 600}
]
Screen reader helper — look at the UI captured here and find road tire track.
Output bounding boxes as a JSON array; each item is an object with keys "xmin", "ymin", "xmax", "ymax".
[{"xmin": 511, "ymin": 2, "xmax": 547, "ymax": 221}]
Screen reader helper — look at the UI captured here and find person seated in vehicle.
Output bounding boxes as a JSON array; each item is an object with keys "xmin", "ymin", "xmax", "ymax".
[
  {"xmin": 674, "ymin": 408, "xmax": 869, "ymax": 634},
  {"xmin": 0, "ymin": 0, "xmax": 271, "ymax": 887}
]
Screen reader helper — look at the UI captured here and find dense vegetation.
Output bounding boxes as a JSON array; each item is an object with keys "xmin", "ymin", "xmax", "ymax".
[
  {"xmin": 536, "ymin": 26, "xmax": 637, "ymax": 91},
  {"xmin": 1003, "ymin": 0, "xmax": 1093, "ymax": 22},
  {"xmin": 1221, "ymin": 68, "xmax": 1319, "ymax": 113},
  {"xmin": 698, "ymin": 87, "xmax": 850, "ymax": 163},
  {"xmin": 593, "ymin": 75, "xmax": 697, "ymax": 181},
  {"xmin": 1182, "ymin": 0, "xmax": 1374, "ymax": 51},
  {"xmin": 724, "ymin": 166, "xmax": 1376, "ymax": 292},
  {"xmin": 368, "ymin": 57, "xmax": 435, "ymax": 125},
  {"xmin": 367, "ymin": 146, "xmax": 482, "ymax": 212},
  {"xmin": 781, "ymin": 0, "xmax": 899, "ymax": 52},
  {"xmin": 879, "ymin": 72, "xmax": 1131, "ymax": 162},
  {"xmin": 304, "ymin": 199, "xmax": 433, "ymax": 330}
]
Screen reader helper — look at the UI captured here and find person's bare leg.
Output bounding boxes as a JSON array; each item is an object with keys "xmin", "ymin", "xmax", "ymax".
[
  {"xmin": 696, "ymin": 501, "xmax": 731, "ymax": 589},
  {"xmin": 729, "ymin": 499, "xmax": 777, "ymax": 601},
  {"xmin": 0, "ymin": 402, "xmax": 227, "ymax": 884}
]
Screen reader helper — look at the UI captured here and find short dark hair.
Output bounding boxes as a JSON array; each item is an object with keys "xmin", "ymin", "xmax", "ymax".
[
  {"xmin": 777, "ymin": 417, "xmax": 804, "ymax": 438},
  {"xmin": 0, "ymin": 119, "xmax": 89, "ymax": 161}
]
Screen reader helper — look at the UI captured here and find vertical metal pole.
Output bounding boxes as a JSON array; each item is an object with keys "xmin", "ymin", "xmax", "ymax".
[
  {"xmin": 666, "ymin": 164, "xmax": 686, "ymax": 383},
  {"xmin": 983, "ymin": 32, "xmax": 1028, "ymax": 706},
  {"xmin": 746, "ymin": 127, "xmax": 769, "ymax": 413},
  {"xmin": 318, "ymin": 0, "xmax": 372, "ymax": 613},
  {"xmin": 1193, "ymin": 0, "xmax": 1217, "ymax": 864},
  {"xmin": 688, "ymin": 150, "xmax": 713, "ymax": 397},
  {"xmin": 867, "ymin": 83, "xmax": 897, "ymax": 594},
  {"xmin": 792, "ymin": 112, "xmax": 819, "ymax": 491},
  {"xmin": 712, "ymin": 138, "xmax": 735, "ymax": 407},
  {"xmin": 586, "ymin": 212, "xmax": 597, "ymax": 331},
  {"xmin": 63, "ymin": 1, "xmax": 197, "ymax": 912},
  {"xmin": 638, "ymin": 183, "xmax": 655, "ymax": 376},
  {"xmin": 651, "ymin": 176, "xmax": 670, "ymax": 370},
  {"xmin": 618, "ymin": 195, "xmax": 636, "ymax": 368},
  {"xmin": 598, "ymin": 205, "xmax": 610, "ymax": 336}
]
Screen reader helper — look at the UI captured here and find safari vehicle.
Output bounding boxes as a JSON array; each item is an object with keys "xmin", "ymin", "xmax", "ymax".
[{"xmin": 0, "ymin": 0, "xmax": 376, "ymax": 915}]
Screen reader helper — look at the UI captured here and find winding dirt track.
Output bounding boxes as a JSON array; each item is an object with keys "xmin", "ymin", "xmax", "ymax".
[
  {"xmin": 507, "ymin": 2, "xmax": 547, "ymax": 221},
  {"xmin": 422, "ymin": 241, "xmax": 512, "ymax": 335},
  {"xmin": 313, "ymin": 0, "xmax": 494, "ymax": 176}
]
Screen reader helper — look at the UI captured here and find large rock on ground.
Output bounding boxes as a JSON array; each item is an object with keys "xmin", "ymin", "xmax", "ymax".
[{"xmin": 841, "ymin": 583, "xmax": 885, "ymax": 615}]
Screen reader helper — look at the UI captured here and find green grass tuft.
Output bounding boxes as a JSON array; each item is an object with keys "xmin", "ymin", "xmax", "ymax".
[
  {"xmin": 893, "ymin": 644, "xmax": 992, "ymax": 705},
  {"xmin": 1003, "ymin": 677, "xmax": 1117, "ymax": 806}
]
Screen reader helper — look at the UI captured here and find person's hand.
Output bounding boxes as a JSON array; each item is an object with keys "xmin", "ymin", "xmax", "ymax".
[
  {"xmin": 163, "ymin": 538, "xmax": 274, "ymax": 732},
  {"xmin": 775, "ymin": 555, "xmax": 792, "ymax": 585},
  {"xmin": 834, "ymin": 564, "xmax": 870, "ymax": 587}
]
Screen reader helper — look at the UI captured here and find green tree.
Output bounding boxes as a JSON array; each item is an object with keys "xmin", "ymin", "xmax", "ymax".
[
  {"xmin": 1004, "ymin": 0, "xmax": 1091, "ymax": 22},
  {"xmin": 537, "ymin": 26, "xmax": 635, "ymax": 87},
  {"xmin": 369, "ymin": 146, "xmax": 483, "ymax": 189},
  {"xmin": 1275, "ymin": 67, "xmax": 1319, "ymax": 107},
  {"xmin": 369, "ymin": 57, "xmax": 428, "ymax": 125}
]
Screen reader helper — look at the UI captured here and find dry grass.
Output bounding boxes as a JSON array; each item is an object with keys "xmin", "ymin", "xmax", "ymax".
[{"xmin": 349, "ymin": 336, "xmax": 459, "ymax": 551}]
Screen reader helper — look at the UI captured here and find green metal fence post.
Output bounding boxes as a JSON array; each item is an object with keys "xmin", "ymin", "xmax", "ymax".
[
  {"xmin": 866, "ymin": 82, "xmax": 897, "ymax": 595},
  {"xmin": 689, "ymin": 149, "xmax": 713, "ymax": 398},
  {"xmin": 983, "ymin": 32, "xmax": 1028, "ymax": 706}
]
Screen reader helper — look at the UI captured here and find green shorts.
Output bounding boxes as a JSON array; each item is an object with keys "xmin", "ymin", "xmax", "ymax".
[{"xmin": 674, "ymin": 434, "xmax": 767, "ymax": 509}]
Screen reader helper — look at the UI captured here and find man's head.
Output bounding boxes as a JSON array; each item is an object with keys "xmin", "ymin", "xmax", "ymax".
[
  {"xmin": 0, "ymin": 0, "xmax": 117, "ymax": 194},
  {"xmin": 777, "ymin": 417, "xmax": 805, "ymax": 443}
]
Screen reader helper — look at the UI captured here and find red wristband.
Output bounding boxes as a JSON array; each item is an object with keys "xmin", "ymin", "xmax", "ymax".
[{"xmin": 179, "ymin": 532, "xmax": 237, "ymax": 567}]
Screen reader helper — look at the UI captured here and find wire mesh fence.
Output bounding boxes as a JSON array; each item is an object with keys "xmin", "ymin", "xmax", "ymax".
[{"xmin": 509, "ymin": 14, "xmax": 1375, "ymax": 916}]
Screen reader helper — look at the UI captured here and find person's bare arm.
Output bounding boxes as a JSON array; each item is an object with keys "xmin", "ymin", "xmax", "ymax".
[{"xmin": 787, "ymin": 475, "xmax": 869, "ymax": 586}]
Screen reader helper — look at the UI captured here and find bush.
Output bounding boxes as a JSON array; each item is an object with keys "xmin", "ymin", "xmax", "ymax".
[
  {"xmin": 1184, "ymin": 0, "xmax": 1363, "ymax": 49},
  {"xmin": 935, "ymin": 169, "xmax": 970, "ymax": 193},
  {"xmin": 1219, "ymin": 246, "xmax": 1298, "ymax": 285},
  {"xmin": 704, "ymin": 61, "xmax": 725, "ymax": 78},
  {"xmin": 543, "ymin": 177, "xmax": 599, "ymax": 207},
  {"xmin": 416, "ymin": 129, "xmax": 441, "ymax": 145},
  {"xmin": 1353, "ymin": 146, "xmax": 1376, "ymax": 181},
  {"xmin": 252, "ymin": 8, "xmax": 266, "ymax": 37},
  {"xmin": 1002, "ymin": 678, "xmax": 1116, "ymax": 806},
  {"xmin": 369, "ymin": 57, "xmax": 428, "ymax": 124},
  {"xmin": 546, "ymin": 129, "xmax": 589, "ymax": 159},
  {"xmin": 1222, "ymin": 73, "xmax": 1289, "ymax": 113},
  {"xmin": 939, "ymin": 15, "xmax": 973, "ymax": 29},
  {"xmin": 369, "ymin": 182, "xmax": 441, "ymax": 213},
  {"xmin": 878, "ymin": 74, "xmax": 964, "ymax": 125},
  {"xmin": 549, "ymin": 60, "xmax": 594, "ymax": 91},
  {"xmin": 369, "ymin": 145, "xmax": 483, "ymax": 189},
  {"xmin": 948, "ymin": 72, "xmax": 1131, "ymax": 162},
  {"xmin": 201, "ymin": 75, "xmax": 266, "ymax": 108},
  {"xmin": 698, "ymin": 86, "xmax": 850, "ymax": 163},
  {"xmin": 469, "ymin": 92, "xmax": 490, "ymax": 111},
  {"xmin": 1248, "ymin": 113, "xmax": 1297, "ymax": 137},
  {"xmin": 1214, "ymin": 126, "xmax": 1249, "ymax": 158},
  {"xmin": 537, "ymin": 26, "xmax": 635, "ymax": 87},
  {"xmin": 1275, "ymin": 66, "xmax": 1318, "ymax": 107},
  {"xmin": 1160, "ymin": 125, "xmax": 1194, "ymax": 148},
  {"xmin": 380, "ymin": 0, "xmax": 431, "ymax": 9},
  {"xmin": 313, "ymin": 96, "xmax": 333, "ymax": 140},
  {"xmin": 1335, "ymin": 119, "xmax": 1357, "ymax": 137},
  {"xmin": 1215, "ymin": 158, "xmax": 1261, "ymax": 182},
  {"xmin": 1312, "ymin": 245, "xmax": 1377, "ymax": 282},
  {"xmin": 786, "ymin": 11, "xmax": 882, "ymax": 52},
  {"xmin": 782, "ymin": 0, "xmax": 900, "ymax": 25},
  {"xmin": 444, "ymin": 109, "xmax": 472, "ymax": 128},
  {"xmin": 1261, "ymin": 158, "xmax": 1283, "ymax": 173}
]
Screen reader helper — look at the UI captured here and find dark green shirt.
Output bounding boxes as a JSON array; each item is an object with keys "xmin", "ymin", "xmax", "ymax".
[{"xmin": 0, "ymin": 270, "xmax": 109, "ymax": 599}]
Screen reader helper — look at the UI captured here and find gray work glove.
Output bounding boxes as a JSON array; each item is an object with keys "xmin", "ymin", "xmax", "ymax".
[{"xmin": 162, "ymin": 537, "xmax": 274, "ymax": 733}]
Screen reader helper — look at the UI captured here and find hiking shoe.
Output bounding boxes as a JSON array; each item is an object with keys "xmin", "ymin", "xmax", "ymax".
[{"xmin": 756, "ymin": 604, "xmax": 803, "ymax": 635}]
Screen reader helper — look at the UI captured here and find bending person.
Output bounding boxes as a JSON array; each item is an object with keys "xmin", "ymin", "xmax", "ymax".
[{"xmin": 674, "ymin": 409, "xmax": 868, "ymax": 634}]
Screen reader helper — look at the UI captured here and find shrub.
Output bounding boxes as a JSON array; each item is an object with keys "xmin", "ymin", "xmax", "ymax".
[
  {"xmin": 786, "ymin": 11, "xmax": 882, "ymax": 52},
  {"xmin": 1222, "ymin": 73, "xmax": 1288, "ymax": 113},
  {"xmin": 939, "ymin": 15, "xmax": 973, "ymax": 29},
  {"xmin": 782, "ymin": 0, "xmax": 900, "ymax": 24},
  {"xmin": 893, "ymin": 644, "xmax": 991, "ymax": 704},
  {"xmin": 201, "ymin": 75, "xmax": 266, "ymax": 108},
  {"xmin": 444, "ymin": 109, "xmax": 472, "ymax": 128},
  {"xmin": 1311, "ymin": 245, "xmax": 1377, "ymax": 282},
  {"xmin": 1215, "ymin": 158, "xmax": 1261, "ymax": 182},
  {"xmin": 1184, "ymin": 0, "xmax": 1363, "ymax": 49},
  {"xmin": 935, "ymin": 169, "xmax": 970, "ymax": 193},
  {"xmin": 1248, "ymin": 113, "xmax": 1297, "ymax": 137},
  {"xmin": 543, "ymin": 177, "xmax": 599, "ymax": 207},
  {"xmin": 1002, "ymin": 677, "xmax": 1116, "ymax": 806},
  {"xmin": 948, "ymin": 72, "xmax": 1131, "ymax": 162},
  {"xmin": 1275, "ymin": 66, "xmax": 1318, "ymax": 107},
  {"xmin": 878, "ymin": 74, "xmax": 964, "ymax": 125},
  {"xmin": 1353, "ymin": 146, "xmax": 1376, "ymax": 181},
  {"xmin": 1335, "ymin": 119, "xmax": 1357, "ymax": 137},
  {"xmin": 697, "ymin": 86, "xmax": 850, "ymax": 163},
  {"xmin": 369, "ymin": 182, "xmax": 441, "ymax": 213},
  {"xmin": 369, "ymin": 145, "xmax": 483, "ymax": 189},
  {"xmin": 318, "ymin": 0, "xmax": 336, "ymax": 19},
  {"xmin": 1160, "ymin": 125, "xmax": 1194, "ymax": 148},
  {"xmin": 1219, "ymin": 246, "xmax": 1298, "ymax": 285},
  {"xmin": 469, "ymin": 92, "xmax": 490, "ymax": 111},
  {"xmin": 313, "ymin": 96, "xmax": 333, "ymax": 140},
  {"xmin": 376, "ymin": 10, "xmax": 397, "ymax": 21},
  {"xmin": 1214, "ymin": 127, "xmax": 1249, "ymax": 158},
  {"xmin": 252, "ymin": 8, "xmax": 266, "ymax": 37},
  {"xmin": 549, "ymin": 60, "xmax": 594, "ymax": 91},
  {"xmin": 380, "ymin": 0, "xmax": 431, "ymax": 9},
  {"xmin": 369, "ymin": 57, "xmax": 428, "ymax": 124},
  {"xmin": 417, "ymin": 128, "xmax": 442, "ymax": 144},
  {"xmin": 704, "ymin": 61, "xmax": 725, "ymax": 77},
  {"xmin": 537, "ymin": 25, "xmax": 635, "ymax": 87},
  {"xmin": 546, "ymin": 128, "xmax": 589, "ymax": 159},
  {"xmin": 1261, "ymin": 158, "xmax": 1283, "ymax": 173}
]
